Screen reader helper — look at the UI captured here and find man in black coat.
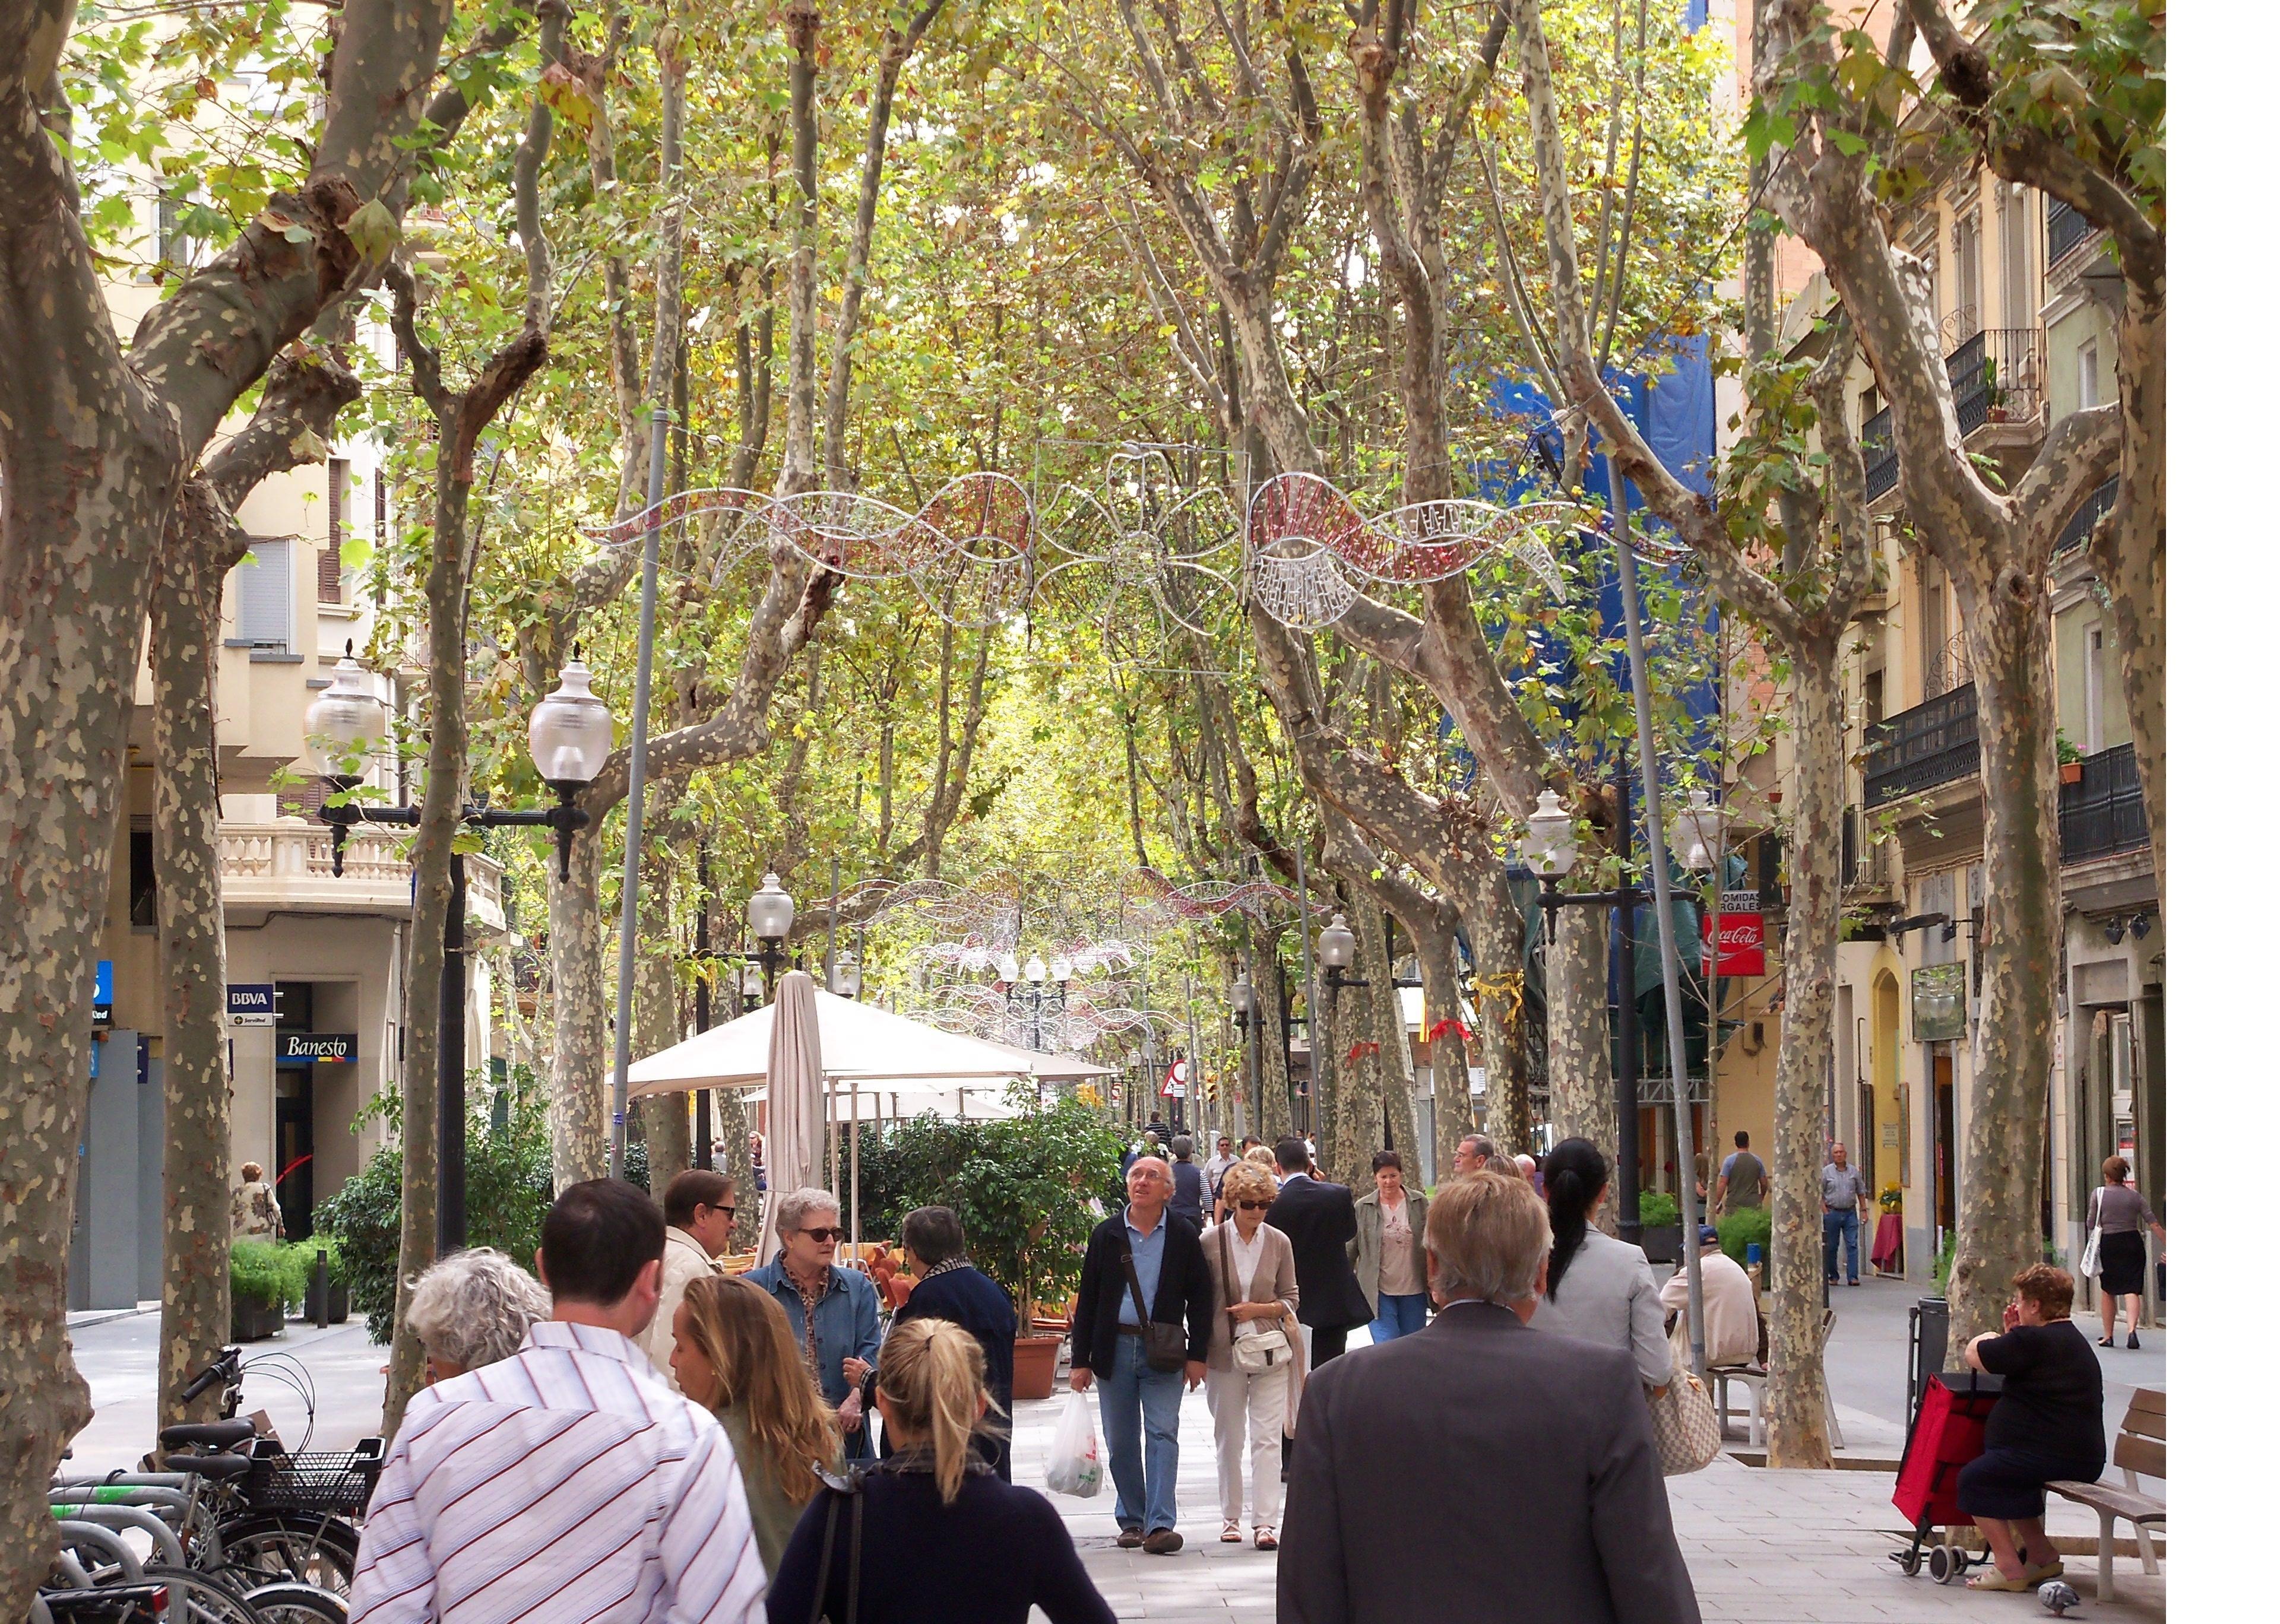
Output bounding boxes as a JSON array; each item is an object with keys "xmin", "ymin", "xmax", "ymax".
[
  {"xmin": 895, "ymin": 1205, "xmax": 1018, "ymax": 1480},
  {"xmin": 1280, "ymin": 1171, "xmax": 1701, "ymax": 1624},
  {"xmin": 1265, "ymin": 1137, "xmax": 1372, "ymax": 1367},
  {"xmin": 1068, "ymin": 1156, "xmax": 1213, "ymax": 1553},
  {"xmin": 1167, "ymin": 1134, "xmax": 1205, "ymax": 1227}
]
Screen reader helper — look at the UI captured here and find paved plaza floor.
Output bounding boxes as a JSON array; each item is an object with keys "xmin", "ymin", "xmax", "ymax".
[{"xmin": 65, "ymin": 1284, "xmax": 2167, "ymax": 1621}]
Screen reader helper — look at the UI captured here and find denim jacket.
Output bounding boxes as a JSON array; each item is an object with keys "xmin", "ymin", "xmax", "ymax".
[{"xmin": 744, "ymin": 1256, "xmax": 884, "ymax": 1412}]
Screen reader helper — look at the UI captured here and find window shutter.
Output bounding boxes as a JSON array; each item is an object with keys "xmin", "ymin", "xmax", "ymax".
[
  {"xmin": 237, "ymin": 540, "xmax": 293, "ymax": 647},
  {"xmin": 322, "ymin": 459, "xmax": 347, "ymax": 604}
]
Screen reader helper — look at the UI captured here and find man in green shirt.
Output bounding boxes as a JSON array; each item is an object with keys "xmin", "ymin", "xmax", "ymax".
[{"xmin": 1715, "ymin": 1130, "xmax": 1766, "ymax": 1216}]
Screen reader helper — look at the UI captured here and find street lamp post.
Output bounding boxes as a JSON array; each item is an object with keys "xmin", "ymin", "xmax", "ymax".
[
  {"xmin": 745, "ymin": 873, "xmax": 797, "ymax": 998},
  {"xmin": 1522, "ymin": 765, "xmax": 1652, "ymax": 1246},
  {"xmin": 305, "ymin": 654, "xmax": 610, "ymax": 1252},
  {"xmin": 1231, "ymin": 975, "xmax": 1262, "ymax": 1141}
]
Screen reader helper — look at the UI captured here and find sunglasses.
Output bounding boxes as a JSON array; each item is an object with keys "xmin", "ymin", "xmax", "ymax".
[
  {"xmin": 704, "ymin": 1204, "xmax": 738, "ymax": 1219},
  {"xmin": 1236, "ymin": 1200, "xmax": 1272, "ymax": 1212},
  {"xmin": 793, "ymin": 1225, "xmax": 847, "ymax": 1244}
]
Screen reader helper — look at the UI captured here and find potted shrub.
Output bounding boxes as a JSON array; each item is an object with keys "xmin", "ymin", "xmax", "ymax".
[
  {"xmin": 230, "ymin": 1239, "xmax": 311, "ymax": 1342},
  {"xmin": 305, "ymin": 1233, "xmax": 352, "ymax": 1324},
  {"xmin": 1713, "ymin": 1206, "xmax": 1775, "ymax": 1284},
  {"xmin": 946, "ymin": 1095, "xmax": 1123, "ymax": 1400},
  {"xmin": 2057, "ymin": 729, "xmax": 2085, "ymax": 784},
  {"xmin": 1637, "ymin": 1190, "xmax": 1683, "ymax": 1264}
]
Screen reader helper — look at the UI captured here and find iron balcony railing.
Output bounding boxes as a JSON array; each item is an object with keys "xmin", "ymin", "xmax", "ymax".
[
  {"xmin": 2055, "ymin": 476, "xmax": 2119, "ymax": 558},
  {"xmin": 1863, "ymin": 683, "xmax": 1980, "ymax": 808},
  {"xmin": 2061, "ymin": 743, "xmax": 2149, "ymax": 865},
  {"xmin": 1949, "ymin": 328, "xmax": 2045, "ymax": 437},
  {"xmin": 1862, "ymin": 405, "xmax": 1897, "ymax": 501},
  {"xmin": 2047, "ymin": 196, "xmax": 2093, "ymax": 267}
]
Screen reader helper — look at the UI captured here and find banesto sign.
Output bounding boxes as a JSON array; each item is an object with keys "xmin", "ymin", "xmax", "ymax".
[{"xmin": 278, "ymin": 1032, "xmax": 356, "ymax": 1063}]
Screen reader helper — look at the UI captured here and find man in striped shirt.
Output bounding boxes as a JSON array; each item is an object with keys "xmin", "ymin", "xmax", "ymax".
[{"xmin": 348, "ymin": 1180, "xmax": 768, "ymax": 1623}]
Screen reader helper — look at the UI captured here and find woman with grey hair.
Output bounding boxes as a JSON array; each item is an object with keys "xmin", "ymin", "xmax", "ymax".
[
  {"xmin": 403, "ymin": 1246, "xmax": 551, "ymax": 1383},
  {"xmin": 744, "ymin": 1187, "xmax": 885, "ymax": 1460}
]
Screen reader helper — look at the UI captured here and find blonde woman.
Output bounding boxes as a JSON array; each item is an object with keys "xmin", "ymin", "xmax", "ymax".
[
  {"xmin": 764, "ymin": 1320, "xmax": 1114, "ymax": 1623},
  {"xmin": 671, "ymin": 1274, "xmax": 844, "ymax": 1571},
  {"xmin": 1200, "ymin": 1159, "xmax": 1301, "ymax": 1550}
]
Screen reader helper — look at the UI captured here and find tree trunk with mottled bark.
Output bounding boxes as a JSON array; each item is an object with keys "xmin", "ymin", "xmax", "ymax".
[{"xmin": 1546, "ymin": 902, "xmax": 1616, "ymax": 1153}]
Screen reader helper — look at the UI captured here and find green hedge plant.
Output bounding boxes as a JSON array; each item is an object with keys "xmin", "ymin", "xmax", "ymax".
[
  {"xmin": 230, "ymin": 1239, "xmax": 312, "ymax": 1309},
  {"xmin": 1715, "ymin": 1204, "xmax": 1774, "ymax": 1265},
  {"xmin": 1638, "ymin": 1191, "xmax": 1682, "ymax": 1230}
]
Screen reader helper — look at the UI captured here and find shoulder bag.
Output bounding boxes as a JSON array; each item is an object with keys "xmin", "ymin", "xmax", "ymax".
[
  {"xmin": 2079, "ymin": 1187, "xmax": 2103, "ymax": 1278},
  {"xmin": 1218, "ymin": 1225, "xmax": 1293, "ymax": 1375},
  {"xmin": 1120, "ymin": 1244, "xmax": 1189, "ymax": 1373},
  {"xmin": 1649, "ymin": 1326, "xmax": 1722, "ymax": 1476},
  {"xmin": 802, "ymin": 1463, "xmax": 866, "ymax": 1624}
]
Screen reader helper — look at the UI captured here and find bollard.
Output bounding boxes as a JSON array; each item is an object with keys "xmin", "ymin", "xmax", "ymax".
[{"xmin": 309, "ymin": 1250, "xmax": 331, "ymax": 1328}]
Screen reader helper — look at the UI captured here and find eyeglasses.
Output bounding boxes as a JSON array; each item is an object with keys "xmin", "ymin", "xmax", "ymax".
[
  {"xmin": 704, "ymin": 1204, "xmax": 737, "ymax": 1219},
  {"xmin": 793, "ymin": 1225, "xmax": 847, "ymax": 1244},
  {"xmin": 1236, "ymin": 1200, "xmax": 1272, "ymax": 1212}
]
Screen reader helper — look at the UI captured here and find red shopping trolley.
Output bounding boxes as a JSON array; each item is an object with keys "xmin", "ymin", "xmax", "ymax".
[{"xmin": 1890, "ymin": 1369, "xmax": 2004, "ymax": 1584}]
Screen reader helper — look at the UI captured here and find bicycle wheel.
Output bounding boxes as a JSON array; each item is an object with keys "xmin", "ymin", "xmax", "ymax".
[
  {"xmin": 135, "ymin": 1567, "xmax": 262, "ymax": 1624},
  {"xmin": 213, "ymin": 1515, "xmax": 358, "ymax": 1596},
  {"xmin": 239, "ymin": 1583, "xmax": 349, "ymax": 1624}
]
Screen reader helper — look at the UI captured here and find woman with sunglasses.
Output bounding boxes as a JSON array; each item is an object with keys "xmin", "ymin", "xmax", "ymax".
[
  {"xmin": 746, "ymin": 1187, "xmax": 885, "ymax": 1461},
  {"xmin": 1199, "ymin": 1159, "xmax": 1302, "ymax": 1549}
]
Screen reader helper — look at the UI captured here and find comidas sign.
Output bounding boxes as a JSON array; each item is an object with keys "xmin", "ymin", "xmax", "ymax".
[{"xmin": 1702, "ymin": 911, "xmax": 1765, "ymax": 977}]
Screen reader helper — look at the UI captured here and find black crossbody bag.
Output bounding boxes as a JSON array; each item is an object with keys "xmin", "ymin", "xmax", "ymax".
[{"xmin": 1119, "ymin": 1244, "xmax": 1189, "ymax": 1373}]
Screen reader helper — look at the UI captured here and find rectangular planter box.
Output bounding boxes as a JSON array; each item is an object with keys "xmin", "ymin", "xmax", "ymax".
[
  {"xmin": 232, "ymin": 1297, "xmax": 286, "ymax": 1342},
  {"xmin": 1641, "ymin": 1225, "xmax": 1683, "ymax": 1265}
]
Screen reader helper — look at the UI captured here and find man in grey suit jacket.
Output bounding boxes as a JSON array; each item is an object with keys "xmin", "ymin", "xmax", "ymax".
[{"xmin": 1279, "ymin": 1171, "xmax": 1700, "ymax": 1624}]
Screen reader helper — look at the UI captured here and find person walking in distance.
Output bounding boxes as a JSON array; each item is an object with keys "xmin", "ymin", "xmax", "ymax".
[
  {"xmin": 1714, "ymin": 1130, "xmax": 1765, "ymax": 1217},
  {"xmin": 670, "ymin": 1275, "xmax": 844, "ymax": 1572},
  {"xmin": 1449, "ymin": 1134, "xmax": 1494, "ymax": 1177},
  {"xmin": 347, "ymin": 1180, "xmax": 769, "ymax": 1622},
  {"xmin": 1264, "ymin": 1138, "xmax": 1372, "ymax": 1368},
  {"xmin": 1167, "ymin": 1134, "xmax": 1206, "ymax": 1228},
  {"xmin": 765, "ymin": 1320, "xmax": 1116, "ymax": 1623},
  {"xmin": 2088, "ymin": 1156, "xmax": 2165, "ymax": 1349},
  {"xmin": 232, "ymin": 1162, "xmax": 281, "ymax": 1242},
  {"xmin": 643, "ymin": 1169, "xmax": 736, "ymax": 1388},
  {"xmin": 894, "ymin": 1206, "xmax": 1018, "ymax": 1480},
  {"xmin": 1351, "ymin": 1152, "xmax": 1431, "ymax": 1343},
  {"xmin": 1200, "ymin": 1160, "xmax": 1301, "ymax": 1549},
  {"xmin": 1204, "ymin": 1134, "xmax": 1239, "ymax": 1207},
  {"xmin": 1068, "ymin": 1156, "xmax": 1214, "ymax": 1554},
  {"xmin": 1819, "ymin": 1144, "xmax": 1870, "ymax": 1288},
  {"xmin": 1278, "ymin": 1171, "xmax": 1701, "ymax": 1624},
  {"xmin": 746, "ymin": 1188, "xmax": 885, "ymax": 1461}
]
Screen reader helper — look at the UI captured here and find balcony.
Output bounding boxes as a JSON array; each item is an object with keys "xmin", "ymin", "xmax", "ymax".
[
  {"xmin": 2054, "ymin": 476, "xmax": 2118, "ymax": 559},
  {"xmin": 1863, "ymin": 684, "xmax": 1980, "ymax": 809},
  {"xmin": 1862, "ymin": 405, "xmax": 1897, "ymax": 502},
  {"xmin": 2046, "ymin": 196, "xmax": 2092, "ymax": 269},
  {"xmin": 2060, "ymin": 743, "xmax": 2149, "ymax": 867},
  {"xmin": 1948, "ymin": 328, "xmax": 2045, "ymax": 438},
  {"xmin": 218, "ymin": 819, "xmax": 506, "ymax": 933}
]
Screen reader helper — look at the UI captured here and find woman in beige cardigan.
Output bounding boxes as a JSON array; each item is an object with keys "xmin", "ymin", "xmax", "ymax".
[{"xmin": 1200, "ymin": 1159, "xmax": 1303, "ymax": 1550}]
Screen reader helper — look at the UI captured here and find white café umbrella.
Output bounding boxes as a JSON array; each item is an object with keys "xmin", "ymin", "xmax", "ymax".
[
  {"xmin": 626, "ymin": 987, "xmax": 1033, "ymax": 1093},
  {"xmin": 761, "ymin": 970, "xmax": 825, "ymax": 1241}
]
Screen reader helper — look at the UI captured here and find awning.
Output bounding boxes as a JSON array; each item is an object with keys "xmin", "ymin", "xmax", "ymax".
[{"xmin": 627, "ymin": 988, "xmax": 1034, "ymax": 1098}]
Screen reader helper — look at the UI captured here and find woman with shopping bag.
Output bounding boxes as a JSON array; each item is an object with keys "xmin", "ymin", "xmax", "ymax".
[{"xmin": 1200, "ymin": 1159, "xmax": 1303, "ymax": 1549}]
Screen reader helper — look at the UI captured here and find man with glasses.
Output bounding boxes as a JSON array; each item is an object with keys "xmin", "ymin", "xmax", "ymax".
[
  {"xmin": 745, "ymin": 1187, "xmax": 884, "ymax": 1461},
  {"xmin": 643, "ymin": 1170, "xmax": 737, "ymax": 1390}
]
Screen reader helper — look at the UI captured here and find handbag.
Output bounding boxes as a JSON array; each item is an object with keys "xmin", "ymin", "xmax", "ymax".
[
  {"xmin": 1649, "ymin": 1328, "xmax": 1722, "ymax": 1476},
  {"xmin": 2079, "ymin": 1187, "xmax": 2102, "ymax": 1277},
  {"xmin": 1120, "ymin": 1248, "xmax": 1189, "ymax": 1373},
  {"xmin": 1219, "ymin": 1225, "xmax": 1293, "ymax": 1375}
]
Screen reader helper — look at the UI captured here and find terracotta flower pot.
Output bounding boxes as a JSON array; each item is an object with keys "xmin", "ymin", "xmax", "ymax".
[
  {"xmin": 1011, "ymin": 1333, "xmax": 1062, "ymax": 1400},
  {"xmin": 2059, "ymin": 760, "xmax": 2084, "ymax": 785}
]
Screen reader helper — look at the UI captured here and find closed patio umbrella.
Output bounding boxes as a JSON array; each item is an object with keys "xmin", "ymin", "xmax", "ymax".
[{"xmin": 763, "ymin": 970, "xmax": 825, "ymax": 1241}]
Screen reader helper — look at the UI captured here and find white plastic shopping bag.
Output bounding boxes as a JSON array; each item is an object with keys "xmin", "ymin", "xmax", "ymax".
[{"xmin": 1043, "ymin": 1390, "xmax": 1104, "ymax": 1497}]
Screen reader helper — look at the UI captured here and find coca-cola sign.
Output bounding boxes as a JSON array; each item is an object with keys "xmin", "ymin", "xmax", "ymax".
[{"xmin": 1702, "ymin": 911, "xmax": 1765, "ymax": 976}]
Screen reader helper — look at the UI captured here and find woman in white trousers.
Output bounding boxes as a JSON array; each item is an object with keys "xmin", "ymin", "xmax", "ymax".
[{"xmin": 1199, "ymin": 1159, "xmax": 1303, "ymax": 1549}]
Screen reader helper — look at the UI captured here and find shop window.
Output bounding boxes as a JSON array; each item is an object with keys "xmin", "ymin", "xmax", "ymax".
[{"xmin": 129, "ymin": 827, "xmax": 157, "ymax": 928}]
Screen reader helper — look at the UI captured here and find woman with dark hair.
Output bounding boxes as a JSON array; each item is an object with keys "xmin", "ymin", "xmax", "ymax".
[
  {"xmin": 765, "ymin": 1320, "xmax": 1116, "ymax": 1623},
  {"xmin": 2088, "ymin": 1156, "xmax": 2165, "ymax": 1349},
  {"xmin": 672, "ymin": 1274, "xmax": 845, "ymax": 1570},
  {"xmin": 1522, "ymin": 1138, "xmax": 1671, "ymax": 1391},
  {"xmin": 896, "ymin": 1205, "xmax": 1018, "ymax": 1480}
]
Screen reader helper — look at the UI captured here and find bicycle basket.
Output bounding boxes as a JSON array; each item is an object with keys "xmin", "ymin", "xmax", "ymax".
[{"xmin": 240, "ymin": 1449, "xmax": 384, "ymax": 1517}]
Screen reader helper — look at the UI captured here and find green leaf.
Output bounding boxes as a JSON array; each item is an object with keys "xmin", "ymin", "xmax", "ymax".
[{"xmin": 344, "ymin": 198, "xmax": 400, "ymax": 264}]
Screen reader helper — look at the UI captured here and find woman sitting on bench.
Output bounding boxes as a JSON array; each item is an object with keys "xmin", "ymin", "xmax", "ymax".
[{"xmin": 1956, "ymin": 1263, "xmax": 2107, "ymax": 1592}]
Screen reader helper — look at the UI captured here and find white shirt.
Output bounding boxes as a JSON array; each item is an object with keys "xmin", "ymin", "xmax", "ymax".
[
  {"xmin": 347, "ymin": 1321, "xmax": 767, "ymax": 1624},
  {"xmin": 1225, "ymin": 1222, "xmax": 1267, "ymax": 1300}
]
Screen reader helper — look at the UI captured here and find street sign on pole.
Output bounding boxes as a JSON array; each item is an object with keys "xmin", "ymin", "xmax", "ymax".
[{"xmin": 1160, "ymin": 1058, "xmax": 1188, "ymax": 1100}]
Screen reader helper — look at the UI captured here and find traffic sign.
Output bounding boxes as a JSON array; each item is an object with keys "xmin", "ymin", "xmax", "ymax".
[{"xmin": 1160, "ymin": 1058, "xmax": 1188, "ymax": 1099}]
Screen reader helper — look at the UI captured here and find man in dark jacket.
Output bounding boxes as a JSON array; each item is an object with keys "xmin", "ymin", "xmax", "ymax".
[
  {"xmin": 1167, "ymin": 1134, "xmax": 1205, "ymax": 1227},
  {"xmin": 1280, "ymin": 1172, "xmax": 1701, "ymax": 1624},
  {"xmin": 1068, "ymin": 1156, "xmax": 1212, "ymax": 1554},
  {"xmin": 1265, "ymin": 1137, "xmax": 1372, "ymax": 1367},
  {"xmin": 896, "ymin": 1205, "xmax": 1018, "ymax": 1480}
]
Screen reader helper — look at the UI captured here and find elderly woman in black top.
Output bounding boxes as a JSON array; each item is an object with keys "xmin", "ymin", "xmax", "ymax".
[{"xmin": 1956, "ymin": 1263, "xmax": 2107, "ymax": 1592}]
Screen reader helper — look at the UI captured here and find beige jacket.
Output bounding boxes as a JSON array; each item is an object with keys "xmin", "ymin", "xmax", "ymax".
[
  {"xmin": 641, "ymin": 1226, "xmax": 720, "ymax": 1389},
  {"xmin": 1200, "ymin": 1219, "xmax": 1306, "ymax": 1432}
]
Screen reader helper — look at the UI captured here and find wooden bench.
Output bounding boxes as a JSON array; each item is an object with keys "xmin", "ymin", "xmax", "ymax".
[
  {"xmin": 1710, "ymin": 1308, "xmax": 1843, "ymax": 1449},
  {"xmin": 2050, "ymin": 1387, "xmax": 2165, "ymax": 1601}
]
